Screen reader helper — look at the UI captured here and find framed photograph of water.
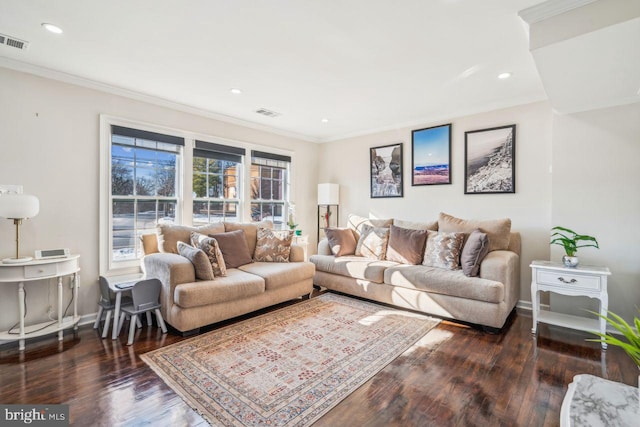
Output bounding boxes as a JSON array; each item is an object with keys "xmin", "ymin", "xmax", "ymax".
[
  {"xmin": 464, "ymin": 124, "xmax": 516, "ymax": 194},
  {"xmin": 411, "ymin": 124, "xmax": 452, "ymax": 186},
  {"xmin": 370, "ymin": 143, "xmax": 403, "ymax": 198}
]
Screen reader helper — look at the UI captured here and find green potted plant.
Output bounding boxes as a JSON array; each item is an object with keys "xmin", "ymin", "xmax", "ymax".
[{"xmin": 550, "ymin": 226, "xmax": 599, "ymax": 267}]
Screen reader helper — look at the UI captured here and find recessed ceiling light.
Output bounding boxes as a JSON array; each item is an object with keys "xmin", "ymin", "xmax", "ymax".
[
  {"xmin": 498, "ymin": 72, "xmax": 512, "ymax": 79},
  {"xmin": 321, "ymin": 118, "xmax": 329, "ymax": 123},
  {"xmin": 230, "ymin": 88, "xmax": 242, "ymax": 95},
  {"xmin": 42, "ymin": 23, "xmax": 63, "ymax": 34}
]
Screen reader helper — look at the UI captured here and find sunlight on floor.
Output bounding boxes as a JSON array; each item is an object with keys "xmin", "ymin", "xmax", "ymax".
[
  {"xmin": 403, "ymin": 329, "xmax": 454, "ymax": 355},
  {"xmin": 359, "ymin": 310, "xmax": 433, "ymax": 326}
]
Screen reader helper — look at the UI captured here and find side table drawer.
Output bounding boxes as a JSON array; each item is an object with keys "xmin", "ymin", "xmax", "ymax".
[
  {"xmin": 537, "ymin": 270, "xmax": 601, "ymax": 291},
  {"xmin": 24, "ymin": 263, "xmax": 58, "ymax": 279}
]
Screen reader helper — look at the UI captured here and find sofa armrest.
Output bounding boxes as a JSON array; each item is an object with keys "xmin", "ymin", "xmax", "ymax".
[
  {"xmin": 143, "ymin": 253, "xmax": 195, "ymax": 312},
  {"xmin": 480, "ymin": 250, "xmax": 520, "ymax": 309},
  {"xmin": 290, "ymin": 244, "xmax": 304, "ymax": 262},
  {"xmin": 317, "ymin": 238, "xmax": 332, "ymax": 255}
]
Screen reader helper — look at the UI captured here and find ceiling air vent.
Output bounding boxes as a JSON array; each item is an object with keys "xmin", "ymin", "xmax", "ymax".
[
  {"xmin": 255, "ymin": 108, "xmax": 282, "ymax": 118},
  {"xmin": 0, "ymin": 33, "xmax": 29, "ymax": 50}
]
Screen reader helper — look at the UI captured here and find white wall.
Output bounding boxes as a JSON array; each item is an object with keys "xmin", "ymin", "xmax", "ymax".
[
  {"xmin": 550, "ymin": 103, "xmax": 640, "ymax": 323},
  {"xmin": 0, "ymin": 67, "xmax": 319, "ymax": 333},
  {"xmin": 318, "ymin": 101, "xmax": 554, "ymax": 307}
]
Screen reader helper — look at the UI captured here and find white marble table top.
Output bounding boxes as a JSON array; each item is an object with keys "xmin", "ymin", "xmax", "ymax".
[{"xmin": 561, "ymin": 374, "xmax": 639, "ymax": 427}]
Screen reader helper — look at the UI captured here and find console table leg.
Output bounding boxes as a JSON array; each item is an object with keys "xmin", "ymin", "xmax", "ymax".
[
  {"xmin": 600, "ymin": 294, "xmax": 608, "ymax": 350},
  {"xmin": 18, "ymin": 281, "xmax": 25, "ymax": 351},
  {"xmin": 531, "ymin": 283, "xmax": 539, "ymax": 334},
  {"xmin": 73, "ymin": 272, "xmax": 79, "ymax": 331},
  {"xmin": 58, "ymin": 276, "xmax": 63, "ymax": 341}
]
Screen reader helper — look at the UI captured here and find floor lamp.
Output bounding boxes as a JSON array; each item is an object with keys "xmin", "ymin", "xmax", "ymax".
[{"xmin": 0, "ymin": 192, "xmax": 40, "ymax": 263}]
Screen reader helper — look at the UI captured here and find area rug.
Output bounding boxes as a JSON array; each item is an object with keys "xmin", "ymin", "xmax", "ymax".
[{"xmin": 141, "ymin": 293, "xmax": 440, "ymax": 426}]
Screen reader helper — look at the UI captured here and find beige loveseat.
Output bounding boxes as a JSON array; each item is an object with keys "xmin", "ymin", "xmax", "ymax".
[
  {"xmin": 142, "ymin": 221, "xmax": 315, "ymax": 333},
  {"xmin": 310, "ymin": 213, "xmax": 520, "ymax": 330}
]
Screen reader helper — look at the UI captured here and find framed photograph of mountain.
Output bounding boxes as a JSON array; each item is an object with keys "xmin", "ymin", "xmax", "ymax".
[
  {"xmin": 411, "ymin": 124, "xmax": 451, "ymax": 186},
  {"xmin": 370, "ymin": 143, "xmax": 403, "ymax": 198},
  {"xmin": 464, "ymin": 124, "xmax": 516, "ymax": 194}
]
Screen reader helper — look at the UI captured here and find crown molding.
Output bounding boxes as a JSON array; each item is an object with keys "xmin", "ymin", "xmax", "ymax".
[
  {"xmin": 518, "ymin": 0, "xmax": 598, "ymax": 24},
  {"xmin": 0, "ymin": 56, "xmax": 321, "ymax": 144}
]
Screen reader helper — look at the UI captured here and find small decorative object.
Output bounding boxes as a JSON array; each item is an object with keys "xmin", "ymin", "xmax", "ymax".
[
  {"xmin": 0, "ymin": 185, "xmax": 40, "ymax": 263},
  {"xmin": 412, "ymin": 124, "xmax": 451, "ymax": 186},
  {"xmin": 550, "ymin": 226, "xmax": 599, "ymax": 267},
  {"xmin": 464, "ymin": 124, "xmax": 516, "ymax": 194},
  {"xmin": 287, "ymin": 203, "xmax": 298, "ymax": 230},
  {"xmin": 370, "ymin": 143, "xmax": 403, "ymax": 198}
]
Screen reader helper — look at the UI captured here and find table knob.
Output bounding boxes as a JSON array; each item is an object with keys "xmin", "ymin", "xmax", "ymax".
[{"xmin": 558, "ymin": 277, "xmax": 577, "ymax": 284}]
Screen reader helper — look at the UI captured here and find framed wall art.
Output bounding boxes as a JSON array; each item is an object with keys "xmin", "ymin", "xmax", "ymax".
[
  {"xmin": 411, "ymin": 124, "xmax": 452, "ymax": 185},
  {"xmin": 464, "ymin": 124, "xmax": 516, "ymax": 194},
  {"xmin": 370, "ymin": 143, "xmax": 403, "ymax": 198}
]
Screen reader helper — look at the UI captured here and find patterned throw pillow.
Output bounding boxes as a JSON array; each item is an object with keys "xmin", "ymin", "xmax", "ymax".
[
  {"xmin": 355, "ymin": 224, "xmax": 390, "ymax": 260},
  {"xmin": 422, "ymin": 230, "xmax": 465, "ymax": 270},
  {"xmin": 191, "ymin": 232, "xmax": 227, "ymax": 276},
  {"xmin": 254, "ymin": 228, "xmax": 294, "ymax": 262},
  {"xmin": 177, "ymin": 241, "xmax": 215, "ymax": 280}
]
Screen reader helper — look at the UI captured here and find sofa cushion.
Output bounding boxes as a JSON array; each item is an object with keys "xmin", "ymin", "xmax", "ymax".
[
  {"xmin": 325, "ymin": 228, "xmax": 358, "ymax": 256},
  {"xmin": 386, "ymin": 224, "xmax": 428, "ymax": 265},
  {"xmin": 177, "ymin": 241, "xmax": 215, "ymax": 280},
  {"xmin": 190, "ymin": 232, "xmax": 227, "ymax": 276},
  {"xmin": 310, "ymin": 255, "xmax": 398, "ymax": 284},
  {"xmin": 393, "ymin": 218, "xmax": 438, "ymax": 231},
  {"xmin": 346, "ymin": 214, "xmax": 393, "ymax": 236},
  {"xmin": 173, "ymin": 269, "xmax": 265, "ymax": 308},
  {"xmin": 157, "ymin": 223, "xmax": 225, "ymax": 254},
  {"xmin": 355, "ymin": 224, "xmax": 390, "ymax": 260},
  {"xmin": 460, "ymin": 229, "xmax": 490, "ymax": 277},
  {"xmin": 384, "ymin": 265, "xmax": 504, "ymax": 304},
  {"xmin": 438, "ymin": 212, "xmax": 511, "ymax": 252},
  {"xmin": 239, "ymin": 262, "xmax": 315, "ymax": 291},
  {"xmin": 422, "ymin": 231, "xmax": 465, "ymax": 270},
  {"xmin": 254, "ymin": 228, "xmax": 294, "ymax": 262},
  {"xmin": 209, "ymin": 229, "xmax": 253, "ymax": 268},
  {"xmin": 224, "ymin": 220, "xmax": 273, "ymax": 257}
]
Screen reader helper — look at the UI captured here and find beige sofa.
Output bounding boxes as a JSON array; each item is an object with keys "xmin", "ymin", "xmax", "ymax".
[
  {"xmin": 310, "ymin": 214, "xmax": 521, "ymax": 330},
  {"xmin": 142, "ymin": 221, "xmax": 315, "ymax": 333}
]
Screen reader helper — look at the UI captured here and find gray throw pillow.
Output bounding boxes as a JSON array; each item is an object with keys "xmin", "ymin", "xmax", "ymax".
[
  {"xmin": 209, "ymin": 229, "xmax": 254, "ymax": 268},
  {"xmin": 177, "ymin": 241, "xmax": 215, "ymax": 280},
  {"xmin": 385, "ymin": 224, "xmax": 428, "ymax": 265},
  {"xmin": 460, "ymin": 229, "xmax": 490, "ymax": 277},
  {"xmin": 325, "ymin": 228, "xmax": 357, "ymax": 256}
]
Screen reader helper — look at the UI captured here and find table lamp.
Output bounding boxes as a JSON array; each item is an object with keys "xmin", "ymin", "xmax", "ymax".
[{"xmin": 0, "ymin": 192, "xmax": 40, "ymax": 263}]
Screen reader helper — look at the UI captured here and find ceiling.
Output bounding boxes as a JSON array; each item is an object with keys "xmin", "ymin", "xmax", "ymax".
[{"xmin": 0, "ymin": 1, "xmax": 632, "ymax": 142}]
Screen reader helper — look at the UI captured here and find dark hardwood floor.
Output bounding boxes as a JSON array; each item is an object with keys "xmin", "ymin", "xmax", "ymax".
[{"xmin": 1, "ymin": 291, "xmax": 637, "ymax": 427}]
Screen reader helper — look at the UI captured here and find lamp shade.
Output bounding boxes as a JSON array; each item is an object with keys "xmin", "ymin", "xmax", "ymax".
[
  {"xmin": 318, "ymin": 183, "xmax": 339, "ymax": 205},
  {"xmin": 0, "ymin": 194, "xmax": 40, "ymax": 219}
]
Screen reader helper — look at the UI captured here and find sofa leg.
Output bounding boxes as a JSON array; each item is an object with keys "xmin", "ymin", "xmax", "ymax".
[
  {"xmin": 181, "ymin": 327, "xmax": 200, "ymax": 337},
  {"xmin": 482, "ymin": 325, "xmax": 501, "ymax": 334},
  {"xmin": 302, "ymin": 293, "xmax": 311, "ymax": 300}
]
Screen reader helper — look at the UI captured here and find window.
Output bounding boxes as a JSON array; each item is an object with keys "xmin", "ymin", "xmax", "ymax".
[
  {"xmin": 250, "ymin": 150, "xmax": 291, "ymax": 227},
  {"xmin": 110, "ymin": 125, "xmax": 183, "ymax": 263},
  {"xmin": 192, "ymin": 141, "xmax": 245, "ymax": 225}
]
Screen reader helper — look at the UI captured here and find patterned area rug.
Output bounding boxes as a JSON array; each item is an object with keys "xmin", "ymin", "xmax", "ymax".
[{"xmin": 141, "ymin": 293, "xmax": 440, "ymax": 426}]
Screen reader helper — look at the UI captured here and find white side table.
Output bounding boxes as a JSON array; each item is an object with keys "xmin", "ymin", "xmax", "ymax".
[
  {"xmin": 0, "ymin": 255, "xmax": 81, "ymax": 351},
  {"xmin": 293, "ymin": 234, "xmax": 309, "ymax": 261},
  {"xmin": 530, "ymin": 260, "xmax": 610, "ymax": 349}
]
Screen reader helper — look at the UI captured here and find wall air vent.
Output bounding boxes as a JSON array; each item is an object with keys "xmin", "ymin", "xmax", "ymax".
[
  {"xmin": 0, "ymin": 33, "xmax": 29, "ymax": 50},
  {"xmin": 255, "ymin": 108, "xmax": 282, "ymax": 118}
]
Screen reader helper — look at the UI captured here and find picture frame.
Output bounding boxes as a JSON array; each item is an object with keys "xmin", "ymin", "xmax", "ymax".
[
  {"xmin": 370, "ymin": 143, "xmax": 403, "ymax": 198},
  {"xmin": 411, "ymin": 124, "xmax": 452, "ymax": 186},
  {"xmin": 464, "ymin": 124, "xmax": 516, "ymax": 194}
]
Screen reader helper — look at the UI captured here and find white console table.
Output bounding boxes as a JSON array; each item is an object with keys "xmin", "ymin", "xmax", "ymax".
[
  {"xmin": 530, "ymin": 260, "xmax": 610, "ymax": 349},
  {"xmin": 0, "ymin": 255, "xmax": 80, "ymax": 351}
]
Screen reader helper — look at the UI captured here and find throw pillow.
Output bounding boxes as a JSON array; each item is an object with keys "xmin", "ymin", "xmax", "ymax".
[
  {"xmin": 224, "ymin": 220, "xmax": 273, "ymax": 258},
  {"xmin": 393, "ymin": 218, "xmax": 438, "ymax": 231},
  {"xmin": 156, "ymin": 222, "xmax": 225, "ymax": 254},
  {"xmin": 460, "ymin": 229, "xmax": 490, "ymax": 277},
  {"xmin": 208, "ymin": 229, "xmax": 254, "ymax": 268},
  {"xmin": 355, "ymin": 224, "xmax": 390, "ymax": 260},
  {"xmin": 347, "ymin": 214, "xmax": 393, "ymax": 237},
  {"xmin": 177, "ymin": 241, "xmax": 215, "ymax": 280},
  {"xmin": 385, "ymin": 224, "xmax": 429, "ymax": 265},
  {"xmin": 325, "ymin": 228, "xmax": 358, "ymax": 256},
  {"xmin": 254, "ymin": 228, "xmax": 294, "ymax": 262},
  {"xmin": 438, "ymin": 212, "xmax": 511, "ymax": 252},
  {"xmin": 190, "ymin": 232, "xmax": 227, "ymax": 276},
  {"xmin": 422, "ymin": 230, "xmax": 465, "ymax": 270}
]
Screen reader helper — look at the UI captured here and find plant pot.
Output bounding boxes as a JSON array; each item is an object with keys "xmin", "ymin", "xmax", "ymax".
[{"xmin": 562, "ymin": 255, "xmax": 579, "ymax": 267}]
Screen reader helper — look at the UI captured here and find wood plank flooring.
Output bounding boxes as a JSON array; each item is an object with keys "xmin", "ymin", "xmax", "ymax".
[{"xmin": 1, "ymin": 291, "xmax": 637, "ymax": 426}]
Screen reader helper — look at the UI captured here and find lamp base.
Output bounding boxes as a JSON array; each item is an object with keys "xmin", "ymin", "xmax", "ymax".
[{"xmin": 2, "ymin": 256, "xmax": 33, "ymax": 264}]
